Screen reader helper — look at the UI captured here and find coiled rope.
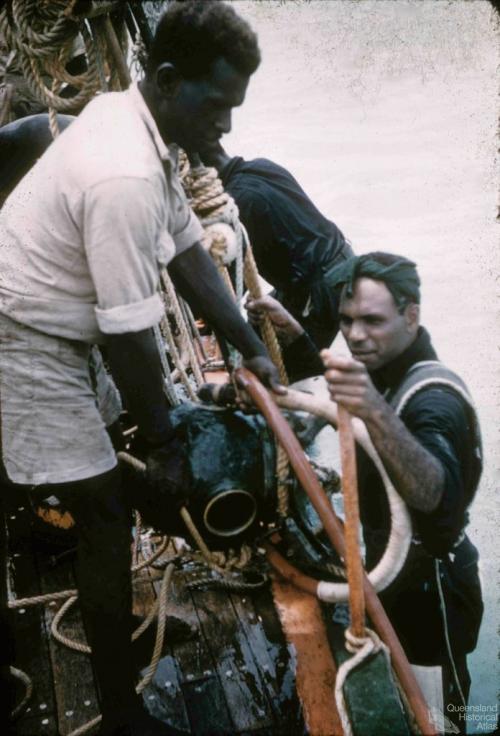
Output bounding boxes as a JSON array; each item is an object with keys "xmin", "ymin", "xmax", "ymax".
[
  {"xmin": 1, "ymin": 0, "xmax": 96, "ymax": 128},
  {"xmin": 0, "ymin": 0, "xmax": 127, "ymax": 137}
]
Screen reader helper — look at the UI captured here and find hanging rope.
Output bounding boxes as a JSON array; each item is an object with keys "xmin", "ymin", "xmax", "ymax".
[
  {"xmin": 242, "ymin": 241, "xmax": 288, "ymax": 385},
  {"xmin": 184, "ymin": 161, "xmax": 285, "ymax": 377},
  {"xmin": 7, "ymin": 523, "xmax": 174, "ymax": 731},
  {"xmin": 179, "ymin": 156, "xmax": 245, "ymax": 309},
  {"xmin": 161, "ymin": 269, "xmax": 205, "ymax": 389},
  {"xmin": 182, "ymin": 162, "xmax": 229, "ymax": 219},
  {"xmin": 334, "ymin": 627, "xmax": 391, "ymax": 736},
  {"xmin": 0, "ymin": 0, "xmax": 130, "ymax": 140},
  {"xmin": 0, "ymin": 1, "xmax": 100, "ymax": 112}
]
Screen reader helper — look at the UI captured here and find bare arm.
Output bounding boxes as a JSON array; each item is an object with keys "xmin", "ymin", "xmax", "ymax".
[
  {"xmin": 321, "ymin": 352, "xmax": 444, "ymax": 513},
  {"xmin": 106, "ymin": 329, "xmax": 173, "ymax": 445},
  {"xmin": 245, "ymin": 294, "xmax": 326, "ymax": 382},
  {"xmin": 245, "ymin": 294, "xmax": 304, "ymax": 345}
]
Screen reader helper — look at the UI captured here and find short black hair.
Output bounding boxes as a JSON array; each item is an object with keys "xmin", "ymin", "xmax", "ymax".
[
  {"xmin": 361, "ymin": 251, "xmax": 421, "ymax": 310},
  {"xmin": 147, "ymin": 0, "xmax": 261, "ymax": 79},
  {"xmin": 326, "ymin": 250, "xmax": 421, "ymax": 312},
  {"xmin": 363, "ymin": 251, "xmax": 403, "ymax": 267}
]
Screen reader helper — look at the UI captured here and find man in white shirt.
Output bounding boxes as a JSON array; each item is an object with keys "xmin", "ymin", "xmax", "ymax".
[{"xmin": 0, "ymin": 3, "xmax": 282, "ymax": 734}]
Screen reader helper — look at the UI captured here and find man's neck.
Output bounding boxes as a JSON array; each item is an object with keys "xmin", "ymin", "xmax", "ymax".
[
  {"xmin": 370, "ymin": 327, "xmax": 437, "ymax": 392},
  {"xmin": 138, "ymin": 79, "xmax": 171, "ymax": 145}
]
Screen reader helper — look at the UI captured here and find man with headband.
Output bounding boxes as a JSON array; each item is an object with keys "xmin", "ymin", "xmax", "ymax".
[{"xmin": 247, "ymin": 251, "xmax": 483, "ymax": 732}]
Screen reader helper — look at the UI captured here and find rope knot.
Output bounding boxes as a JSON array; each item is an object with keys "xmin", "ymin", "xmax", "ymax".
[
  {"xmin": 336, "ymin": 626, "xmax": 390, "ymax": 736},
  {"xmin": 182, "ymin": 162, "xmax": 229, "ymax": 219},
  {"xmin": 345, "ymin": 625, "xmax": 384, "ymax": 654},
  {"xmin": 204, "ymin": 222, "xmax": 238, "ymax": 265}
]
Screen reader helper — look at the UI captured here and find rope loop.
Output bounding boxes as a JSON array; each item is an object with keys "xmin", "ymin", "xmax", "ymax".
[
  {"xmin": 0, "ymin": 0, "xmax": 122, "ymax": 122},
  {"xmin": 335, "ymin": 626, "xmax": 390, "ymax": 736},
  {"xmin": 344, "ymin": 625, "xmax": 386, "ymax": 655}
]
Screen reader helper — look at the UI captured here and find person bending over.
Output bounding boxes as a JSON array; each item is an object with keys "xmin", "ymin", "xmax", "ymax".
[{"xmin": 199, "ymin": 140, "xmax": 354, "ymax": 350}]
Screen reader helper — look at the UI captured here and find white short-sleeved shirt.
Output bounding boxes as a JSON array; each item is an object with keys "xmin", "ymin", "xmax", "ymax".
[{"xmin": 0, "ymin": 83, "xmax": 204, "ymax": 343}]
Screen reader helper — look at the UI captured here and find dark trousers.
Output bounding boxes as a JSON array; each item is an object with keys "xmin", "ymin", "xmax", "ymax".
[{"xmin": 380, "ymin": 540, "xmax": 482, "ymax": 736}]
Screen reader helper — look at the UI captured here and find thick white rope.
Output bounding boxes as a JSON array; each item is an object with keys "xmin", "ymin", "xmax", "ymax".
[{"xmin": 275, "ymin": 388, "xmax": 412, "ymax": 601}]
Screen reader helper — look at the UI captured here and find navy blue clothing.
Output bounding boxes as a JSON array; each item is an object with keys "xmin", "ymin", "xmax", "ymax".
[
  {"xmin": 285, "ymin": 327, "xmax": 483, "ymax": 668},
  {"xmin": 0, "ymin": 113, "xmax": 74, "ymax": 202},
  {"xmin": 364, "ymin": 329, "xmax": 482, "ymax": 668},
  {"xmin": 219, "ymin": 156, "xmax": 353, "ymax": 349},
  {"xmin": 282, "ymin": 330, "xmax": 325, "ymax": 383},
  {"xmin": 364, "ymin": 328, "xmax": 481, "ymax": 561}
]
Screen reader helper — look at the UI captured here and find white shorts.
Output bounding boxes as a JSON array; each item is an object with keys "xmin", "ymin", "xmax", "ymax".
[{"xmin": 0, "ymin": 312, "xmax": 121, "ymax": 486}]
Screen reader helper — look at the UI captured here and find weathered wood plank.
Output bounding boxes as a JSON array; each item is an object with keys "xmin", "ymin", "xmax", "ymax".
[
  {"xmin": 270, "ymin": 578, "xmax": 342, "ymax": 736},
  {"xmin": 181, "ymin": 676, "xmax": 235, "ymax": 736},
  {"xmin": 141, "ymin": 653, "xmax": 191, "ymax": 732},
  {"xmin": 231, "ymin": 586, "xmax": 305, "ymax": 734},
  {"xmin": 250, "ymin": 584, "xmax": 306, "ymax": 734},
  {"xmin": 36, "ymin": 538, "xmax": 100, "ymax": 736},
  {"xmin": 155, "ymin": 569, "xmax": 234, "ymax": 735},
  {"xmin": 13, "ymin": 710, "xmax": 59, "ymax": 735},
  {"xmin": 5, "ymin": 500, "xmax": 57, "ymax": 728},
  {"xmin": 134, "ymin": 546, "xmax": 191, "ymax": 733},
  {"xmin": 190, "ymin": 583, "xmax": 276, "ymax": 733},
  {"xmin": 7, "ymin": 508, "xmax": 320, "ymax": 736}
]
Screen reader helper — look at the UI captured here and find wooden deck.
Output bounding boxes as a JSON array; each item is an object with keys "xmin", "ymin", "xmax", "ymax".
[{"xmin": 5, "ymin": 496, "xmax": 305, "ymax": 736}]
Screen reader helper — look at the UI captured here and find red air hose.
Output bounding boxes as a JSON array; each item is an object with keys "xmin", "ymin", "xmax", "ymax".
[{"xmin": 235, "ymin": 367, "xmax": 436, "ymax": 736}]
